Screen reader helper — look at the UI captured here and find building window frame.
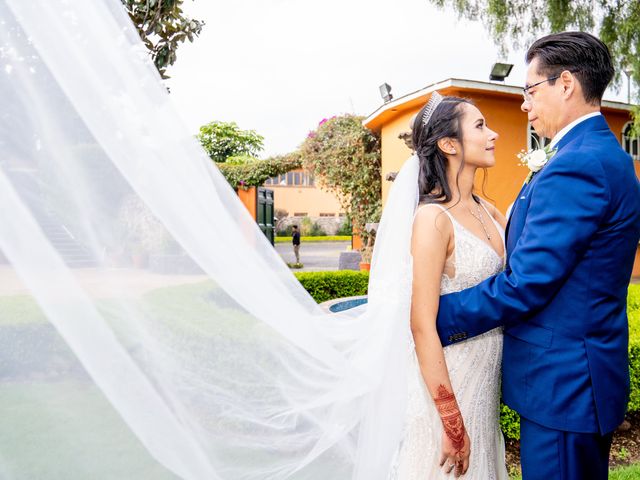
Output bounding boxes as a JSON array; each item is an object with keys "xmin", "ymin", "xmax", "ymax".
[
  {"xmin": 622, "ymin": 121, "xmax": 639, "ymax": 161},
  {"xmin": 265, "ymin": 170, "xmax": 317, "ymax": 187},
  {"xmin": 527, "ymin": 123, "xmax": 549, "ymax": 151}
]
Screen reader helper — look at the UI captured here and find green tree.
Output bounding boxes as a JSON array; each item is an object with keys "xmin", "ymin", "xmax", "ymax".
[
  {"xmin": 122, "ymin": 0, "xmax": 204, "ymax": 79},
  {"xmin": 197, "ymin": 121, "xmax": 265, "ymax": 163},
  {"xmin": 430, "ymin": 0, "xmax": 640, "ymax": 131},
  {"xmin": 300, "ymin": 115, "xmax": 382, "ymax": 244}
]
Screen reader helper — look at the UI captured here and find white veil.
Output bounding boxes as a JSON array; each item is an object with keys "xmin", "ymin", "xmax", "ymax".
[{"xmin": 0, "ymin": 0, "xmax": 421, "ymax": 478}]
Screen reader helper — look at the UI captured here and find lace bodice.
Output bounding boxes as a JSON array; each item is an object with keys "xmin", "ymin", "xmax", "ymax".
[
  {"xmin": 437, "ymin": 204, "xmax": 505, "ymax": 294},
  {"xmin": 389, "ymin": 202, "xmax": 508, "ymax": 480}
]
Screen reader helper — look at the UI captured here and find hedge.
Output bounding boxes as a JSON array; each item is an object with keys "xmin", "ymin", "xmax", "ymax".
[
  {"xmin": 275, "ymin": 236, "xmax": 351, "ymax": 243},
  {"xmin": 627, "ymin": 284, "xmax": 640, "ymax": 414},
  {"xmin": 294, "ymin": 270, "xmax": 369, "ymax": 303},
  {"xmin": 295, "ymin": 272, "xmax": 640, "ymax": 441},
  {"xmin": 217, "ymin": 153, "xmax": 302, "ymax": 188}
]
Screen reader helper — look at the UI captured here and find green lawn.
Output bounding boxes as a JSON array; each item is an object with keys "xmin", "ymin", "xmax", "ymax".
[
  {"xmin": 609, "ymin": 463, "xmax": 640, "ymax": 479},
  {"xmin": 0, "ymin": 294, "xmax": 46, "ymax": 325},
  {"xmin": 0, "ymin": 283, "xmax": 284, "ymax": 478},
  {"xmin": 511, "ymin": 464, "xmax": 640, "ymax": 479},
  {"xmin": 0, "ymin": 382, "xmax": 179, "ymax": 479}
]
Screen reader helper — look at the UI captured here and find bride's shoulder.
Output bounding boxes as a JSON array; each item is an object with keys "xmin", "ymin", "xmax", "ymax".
[{"xmin": 413, "ymin": 202, "xmax": 454, "ymax": 234}]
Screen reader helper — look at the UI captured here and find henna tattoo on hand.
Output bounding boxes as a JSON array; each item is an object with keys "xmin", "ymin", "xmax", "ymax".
[{"xmin": 434, "ymin": 384, "xmax": 465, "ymax": 452}]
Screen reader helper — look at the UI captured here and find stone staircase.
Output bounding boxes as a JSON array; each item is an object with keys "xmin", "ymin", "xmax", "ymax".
[
  {"xmin": 36, "ymin": 213, "xmax": 98, "ymax": 268},
  {"xmin": 6, "ymin": 169, "xmax": 97, "ymax": 268}
]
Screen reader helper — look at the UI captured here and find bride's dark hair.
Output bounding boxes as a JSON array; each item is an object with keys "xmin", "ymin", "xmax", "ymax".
[{"xmin": 412, "ymin": 95, "xmax": 473, "ymax": 204}]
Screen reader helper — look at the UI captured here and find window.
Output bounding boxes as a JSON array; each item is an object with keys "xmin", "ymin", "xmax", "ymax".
[
  {"xmin": 622, "ymin": 122, "xmax": 639, "ymax": 160},
  {"xmin": 319, "ymin": 213, "xmax": 335, "ymax": 217},
  {"xmin": 269, "ymin": 170, "xmax": 316, "ymax": 187},
  {"xmin": 293, "ymin": 212, "xmax": 307, "ymax": 217},
  {"xmin": 527, "ymin": 123, "xmax": 549, "ymax": 151}
]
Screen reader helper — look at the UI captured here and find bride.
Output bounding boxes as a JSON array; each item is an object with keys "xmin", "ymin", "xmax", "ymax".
[
  {"xmin": 0, "ymin": 1, "xmax": 506, "ymax": 479},
  {"xmin": 389, "ymin": 93, "xmax": 508, "ymax": 479}
]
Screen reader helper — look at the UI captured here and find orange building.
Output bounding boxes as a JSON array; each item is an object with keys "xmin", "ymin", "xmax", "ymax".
[
  {"xmin": 364, "ymin": 78, "xmax": 640, "ymax": 277},
  {"xmin": 263, "ymin": 169, "xmax": 345, "ymax": 226}
]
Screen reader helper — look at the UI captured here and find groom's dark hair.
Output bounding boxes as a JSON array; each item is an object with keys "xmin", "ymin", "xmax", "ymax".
[{"xmin": 526, "ymin": 32, "xmax": 614, "ymax": 105}]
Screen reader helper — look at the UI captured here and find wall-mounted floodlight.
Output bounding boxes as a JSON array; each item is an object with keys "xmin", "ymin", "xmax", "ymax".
[
  {"xmin": 379, "ymin": 83, "xmax": 393, "ymax": 103},
  {"xmin": 489, "ymin": 63, "xmax": 514, "ymax": 81}
]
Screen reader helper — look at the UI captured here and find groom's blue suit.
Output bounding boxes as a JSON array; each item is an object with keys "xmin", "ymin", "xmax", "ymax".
[{"xmin": 436, "ymin": 114, "xmax": 640, "ymax": 477}]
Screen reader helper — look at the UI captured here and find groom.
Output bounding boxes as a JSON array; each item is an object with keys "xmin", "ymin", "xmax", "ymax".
[{"xmin": 436, "ymin": 32, "xmax": 640, "ymax": 479}]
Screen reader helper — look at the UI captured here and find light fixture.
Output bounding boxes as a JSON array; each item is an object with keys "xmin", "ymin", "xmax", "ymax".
[
  {"xmin": 624, "ymin": 65, "xmax": 633, "ymax": 104},
  {"xmin": 379, "ymin": 83, "xmax": 393, "ymax": 103},
  {"xmin": 489, "ymin": 63, "xmax": 514, "ymax": 82}
]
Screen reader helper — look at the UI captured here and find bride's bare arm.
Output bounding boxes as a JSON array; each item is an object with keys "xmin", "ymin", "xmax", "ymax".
[{"xmin": 410, "ymin": 206, "xmax": 470, "ymax": 476}]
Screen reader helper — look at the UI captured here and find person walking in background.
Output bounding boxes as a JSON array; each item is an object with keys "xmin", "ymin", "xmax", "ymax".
[{"xmin": 292, "ymin": 225, "xmax": 301, "ymax": 264}]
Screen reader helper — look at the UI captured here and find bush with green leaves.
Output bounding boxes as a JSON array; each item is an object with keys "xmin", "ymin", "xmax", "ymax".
[
  {"xmin": 308, "ymin": 223, "xmax": 325, "ymax": 236},
  {"xmin": 336, "ymin": 216, "xmax": 353, "ymax": 236},
  {"xmin": 294, "ymin": 271, "xmax": 369, "ymax": 304},
  {"xmin": 626, "ymin": 285, "xmax": 640, "ymax": 414},
  {"xmin": 300, "ymin": 115, "xmax": 381, "ymax": 244},
  {"xmin": 277, "ymin": 224, "xmax": 294, "ymax": 237},
  {"xmin": 216, "ymin": 153, "xmax": 302, "ymax": 189},
  {"xmin": 300, "ymin": 217, "xmax": 325, "ymax": 237},
  {"xmin": 225, "ymin": 154, "xmax": 258, "ymax": 166}
]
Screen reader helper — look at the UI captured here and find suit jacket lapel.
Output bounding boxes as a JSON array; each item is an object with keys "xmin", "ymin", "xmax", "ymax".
[{"xmin": 505, "ymin": 182, "xmax": 527, "ymax": 245}]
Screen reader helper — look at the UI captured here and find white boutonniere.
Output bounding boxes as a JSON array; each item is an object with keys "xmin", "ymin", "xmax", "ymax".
[{"xmin": 517, "ymin": 141, "xmax": 557, "ymax": 184}]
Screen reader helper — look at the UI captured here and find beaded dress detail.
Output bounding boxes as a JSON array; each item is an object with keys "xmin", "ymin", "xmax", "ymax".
[{"xmin": 389, "ymin": 204, "xmax": 508, "ymax": 480}]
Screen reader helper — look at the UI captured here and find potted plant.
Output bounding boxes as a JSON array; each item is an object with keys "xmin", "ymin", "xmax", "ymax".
[
  {"xmin": 129, "ymin": 237, "xmax": 148, "ymax": 269},
  {"xmin": 359, "ymin": 246, "xmax": 373, "ymax": 271}
]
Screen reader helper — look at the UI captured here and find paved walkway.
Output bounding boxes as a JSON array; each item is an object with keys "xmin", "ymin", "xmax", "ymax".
[
  {"xmin": 0, "ymin": 241, "xmax": 353, "ymax": 297},
  {"xmin": 0, "ymin": 265, "xmax": 208, "ymax": 297},
  {"xmin": 274, "ymin": 241, "xmax": 352, "ymax": 272}
]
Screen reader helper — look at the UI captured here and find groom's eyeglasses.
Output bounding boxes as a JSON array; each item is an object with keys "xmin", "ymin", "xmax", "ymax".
[{"xmin": 522, "ymin": 75, "xmax": 561, "ymax": 102}]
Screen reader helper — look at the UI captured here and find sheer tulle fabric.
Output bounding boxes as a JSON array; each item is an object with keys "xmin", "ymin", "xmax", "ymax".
[{"xmin": 0, "ymin": 1, "xmax": 421, "ymax": 478}]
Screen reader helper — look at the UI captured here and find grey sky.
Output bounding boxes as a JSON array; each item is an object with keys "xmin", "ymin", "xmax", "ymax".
[{"xmin": 167, "ymin": 0, "xmax": 628, "ymax": 157}]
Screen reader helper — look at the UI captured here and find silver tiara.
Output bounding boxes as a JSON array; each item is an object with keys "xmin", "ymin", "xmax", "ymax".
[{"xmin": 421, "ymin": 91, "xmax": 443, "ymax": 126}]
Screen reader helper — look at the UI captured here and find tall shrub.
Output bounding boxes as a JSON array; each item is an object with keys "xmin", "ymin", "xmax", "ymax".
[{"xmin": 300, "ymin": 115, "xmax": 381, "ymax": 244}]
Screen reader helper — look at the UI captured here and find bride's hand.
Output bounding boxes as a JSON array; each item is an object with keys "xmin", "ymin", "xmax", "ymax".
[{"xmin": 439, "ymin": 429, "xmax": 470, "ymax": 477}]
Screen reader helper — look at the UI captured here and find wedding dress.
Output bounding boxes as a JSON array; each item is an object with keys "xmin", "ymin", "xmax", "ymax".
[{"xmin": 389, "ymin": 204, "xmax": 508, "ymax": 480}]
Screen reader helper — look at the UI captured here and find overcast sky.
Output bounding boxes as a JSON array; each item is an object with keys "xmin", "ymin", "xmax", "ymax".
[{"xmin": 167, "ymin": 0, "xmax": 629, "ymax": 158}]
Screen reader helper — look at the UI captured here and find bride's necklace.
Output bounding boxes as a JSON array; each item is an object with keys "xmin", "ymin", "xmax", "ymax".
[{"xmin": 467, "ymin": 201, "xmax": 492, "ymax": 241}]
